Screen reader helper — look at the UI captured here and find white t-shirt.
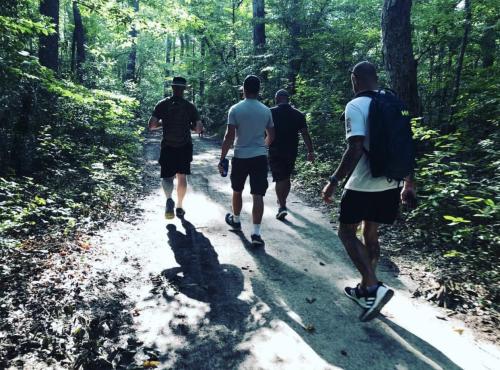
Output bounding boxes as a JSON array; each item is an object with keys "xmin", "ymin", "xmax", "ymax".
[{"xmin": 344, "ymin": 94, "xmax": 399, "ymax": 192}]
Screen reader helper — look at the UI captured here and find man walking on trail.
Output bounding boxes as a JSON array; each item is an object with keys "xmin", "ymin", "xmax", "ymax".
[
  {"xmin": 219, "ymin": 75, "xmax": 275, "ymax": 246},
  {"xmin": 321, "ymin": 61, "xmax": 416, "ymax": 321},
  {"xmin": 148, "ymin": 76, "xmax": 203, "ymax": 219},
  {"xmin": 269, "ymin": 89, "xmax": 315, "ymax": 220}
]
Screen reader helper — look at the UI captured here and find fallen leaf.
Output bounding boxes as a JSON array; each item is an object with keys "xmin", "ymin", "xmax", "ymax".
[
  {"xmin": 143, "ymin": 360, "xmax": 160, "ymax": 368},
  {"xmin": 306, "ymin": 297, "xmax": 316, "ymax": 304},
  {"xmin": 304, "ymin": 324, "xmax": 315, "ymax": 333},
  {"xmin": 436, "ymin": 315, "xmax": 448, "ymax": 321},
  {"xmin": 319, "ymin": 262, "xmax": 325, "ymax": 266},
  {"xmin": 341, "ymin": 350, "xmax": 348, "ymax": 356},
  {"xmin": 453, "ymin": 327, "xmax": 464, "ymax": 335}
]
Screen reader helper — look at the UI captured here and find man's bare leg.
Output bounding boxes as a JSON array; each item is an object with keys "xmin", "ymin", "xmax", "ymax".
[
  {"xmin": 362, "ymin": 221, "xmax": 380, "ymax": 270},
  {"xmin": 232, "ymin": 191, "xmax": 243, "ymax": 217},
  {"xmin": 176, "ymin": 174, "xmax": 187, "ymax": 209},
  {"xmin": 338, "ymin": 223, "xmax": 378, "ymax": 288},
  {"xmin": 275, "ymin": 178, "xmax": 291, "ymax": 209}
]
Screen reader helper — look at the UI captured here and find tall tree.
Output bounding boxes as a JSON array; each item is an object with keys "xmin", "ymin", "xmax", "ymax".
[
  {"xmin": 125, "ymin": 0, "xmax": 139, "ymax": 81},
  {"xmin": 452, "ymin": 0, "xmax": 472, "ymax": 104},
  {"xmin": 71, "ymin": 1, "xmax": 85, "ymax": 82},
  {"xmin": 382, "ymin": 0, "xmax": 420, "ymax": 116},
  {"xmin": 287, "ymin": 0, "xmax": 303, "ymax": 94},
  {"xmin": 39, "ymin": 0, "xmax": 59, "ymax": 72},
  {"xmin": 252, "ymin": 0, "xmax": 266, "ymax": 52}
]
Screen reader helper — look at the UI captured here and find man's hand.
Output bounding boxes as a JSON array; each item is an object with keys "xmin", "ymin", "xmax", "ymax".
[
  {"xmin": 401, "ymin": 183, "xmax": 417, "ymax": 209},
  {"xmin": 307, "ymin": 152, "xmax": 315, "ymax": 162},
  {"xmin": 218, "ymin": 160, "xmax": 225, "ymax": 176},
  {"xmin": 193, "ymin": 120, "xmax": 203, "ymax": 134},
  {"xmin": 321, "ymin": 182, "xmax": 337, "ymax": 204},
  {"xmin": 148, "ymin": 116, "xmax": 162, "ymax": 131}
]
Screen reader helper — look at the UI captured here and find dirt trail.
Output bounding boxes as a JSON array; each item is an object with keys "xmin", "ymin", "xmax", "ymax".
[{"xmin": 87, "ymin": 134, "xmax": 499, "ymax": 370}]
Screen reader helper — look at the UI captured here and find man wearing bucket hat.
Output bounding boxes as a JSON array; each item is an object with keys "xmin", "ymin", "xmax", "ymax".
[
  {"xmin": 149, "ymin": 76, "xmax": 203, "ymax": 220},
  {"xmin": 269, "ymin": 89, "xmax": 315, "ymax": 220}
]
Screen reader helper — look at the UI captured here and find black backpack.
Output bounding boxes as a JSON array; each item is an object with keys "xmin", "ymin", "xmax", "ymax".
[{"xmin": 355, "ymin": 89, "xmax": 416, "ymax": 182}]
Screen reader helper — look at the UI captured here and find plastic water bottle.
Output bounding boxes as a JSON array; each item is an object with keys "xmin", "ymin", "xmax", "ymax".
[{"xmin": 220, "ymin": 158, "xmax": 229, "ymax": 177}]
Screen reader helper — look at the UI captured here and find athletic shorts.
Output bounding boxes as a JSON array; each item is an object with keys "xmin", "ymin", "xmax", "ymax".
[
  {"xmin": 269, "ymin": 153, "xmax": 296, "ymax": 182},
  {"xmin": 230, "ymin": 156, "xmax": 269, "ymax": 196},
  {"xmin": 159, "ymin": 142, "xmax": 193, "ymax": 178},
  {"xmin": 339, "ymin": 188, "xmax": 401, "ymax": 225}
]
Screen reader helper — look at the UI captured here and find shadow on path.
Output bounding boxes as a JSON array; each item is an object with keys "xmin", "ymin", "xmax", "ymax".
[
  {"xmin": 231, "ymin": 231, "xmax": 462, "ymax": 370},
  {"xmin": 160, "ymin": 218, "xmax": 251, "ymax": 369}
]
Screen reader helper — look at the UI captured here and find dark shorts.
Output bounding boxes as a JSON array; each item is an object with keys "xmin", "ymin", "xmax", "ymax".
[
  {"xmin": 269, "ymin": 153, "xmax": 296, "ymax": 182},
  {"xmin": 231, "ymin": 156, "xmax": 269, "ymax": 196},
  {"xmin": 159, "ymin": 142, "xmax": 193, "ymax": 178},
  {"xmin": 339, "ymin": 188, "xmax": 401, "ymax": 225}
]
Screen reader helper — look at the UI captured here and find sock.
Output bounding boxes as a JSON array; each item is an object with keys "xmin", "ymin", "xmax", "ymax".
[
  {"xmin": 233, "ymin": 214, "xmax": 240, "ymax": 223},
  {"xmin": 252, "ymin": 224, "xmax": 261, "ymax": 236},
  {"xmin": 161, "ymin": 177, "xmax": 174, "ymax": 199}
]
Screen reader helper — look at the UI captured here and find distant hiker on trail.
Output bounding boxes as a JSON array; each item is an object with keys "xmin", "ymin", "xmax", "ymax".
[
  {"xmin": 269, "ymin": 89, "xmax": 315, "ymax": 220},
  {"xmin": 321, "ymin": 61, "xmax": 416, "ymax": 321},
  {"xmin": 148, "ymin": 76, "xmax": 203, "ymax": 220},
  {"xmin": 219, "ymin": 75, "xmax": 275, "ymax": 247}
]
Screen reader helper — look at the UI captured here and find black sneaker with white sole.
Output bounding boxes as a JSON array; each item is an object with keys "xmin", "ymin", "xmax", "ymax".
[
  {"xmin": 165, "ymin": 198, "xmax": 175, "ymax": 220},
  {"xmin": 344, "ymin": 284, "xmax": 369, "ymax": 309},
  {"xmin": 225, "ymin": 213, "xmax": 241, "ymax": 230},
  {"xmin": 251, "ymin": 234, "xmax": 265, "ymax": 247},
  {"xmin": 359, "ymin": 283, "xmax": 394, "ymax": 322},
  {"xmin": 175, "ymin": 208, "xmax": 185, "ymax": 218},
  {"xmin": 276, "ymin": 207, "xmax": 288, "ymax": 220}
]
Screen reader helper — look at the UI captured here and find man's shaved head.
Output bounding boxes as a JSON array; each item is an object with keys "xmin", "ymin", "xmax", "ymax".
[
  {"xmin": 350, "ymin": 61, "xmax": 378, "ymax": 84},
  {"xmin": 350, "ymin": 61, "xmax": 378, "ymax": 93}
]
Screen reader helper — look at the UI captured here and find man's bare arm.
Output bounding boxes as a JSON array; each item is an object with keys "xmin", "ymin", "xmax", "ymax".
[
  {"xmin": 148, "ymin": 116, "xmax": 162, "ymax": 131},
  {"xmin": 220, "ymin": 125, "xmax": 236, "ymax": 161},
  {"xmin": 265, "ymin": 127, "xmax": 275, "ymax": 147},
  {"xmin": 332, "ymin": 136, "xmax": 365, "ymax": 181},
  {"xmin": 300, "ymin": 127, "xmax": 315, "ymax": 160},
  {"xmin": 321, "ymin": 136, "xmax": 364, "ymax": 203}
]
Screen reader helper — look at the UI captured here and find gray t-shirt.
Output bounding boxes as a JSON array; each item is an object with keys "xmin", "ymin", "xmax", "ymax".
[{"xmin": 227, "ymin": 99, "xmax": 274, "ymax": 158}]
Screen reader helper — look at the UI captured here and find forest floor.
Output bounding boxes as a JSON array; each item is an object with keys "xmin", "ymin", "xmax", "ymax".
[{"xmin": 1, "ymin": 133, "xmax": 499, "ymax": 370}]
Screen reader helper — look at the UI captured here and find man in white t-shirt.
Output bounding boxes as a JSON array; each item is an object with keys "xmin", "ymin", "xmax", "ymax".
[{"xmin": 321, "ymin": 61, "xmax": 416, "ymax": 321}]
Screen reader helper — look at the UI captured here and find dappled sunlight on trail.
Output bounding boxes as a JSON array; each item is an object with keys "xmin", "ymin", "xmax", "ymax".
[{"xmin": 88, "ymin": 135, "xmax": 499, "ymax": 369}]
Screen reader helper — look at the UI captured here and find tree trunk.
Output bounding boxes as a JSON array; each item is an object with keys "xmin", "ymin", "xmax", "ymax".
[
  {"xmin": 164, "ymin": 36, "xmax": 172, "ymax": 95},
  {"xmin": 381, "ymin": 0, "xmax": 420, "ymax": 116},
  {"xmin": 452, "ymin": 0, "xmax": 472, "ymax": 104},
  {"xmin": 71, "ymin": 1, "xmax": 85, "ymax": 82},
  {"xmin": 200, "ymin": 37, "xmax": 206, "ymax": 100},
  {"xmin": 287, "ymin": 0, "xmax": 302, "ymax": 95},
  {"xmin": 480, "ymin": 21, "xmax": 496, "ymax": 68},
  {"xmin": 252, "ymin": 0, "xmax": 266, "ymax": 52},
  {"xmin": 180, "ymin": 34, "xmax": 185, "ymax": 58},
  {"xmin": 39, "ymin": 0, "xmax": 59, "ymax": 72},
  {"xmin": 125, "ymin": 0, "xmax": 139, "ymax": 82}
]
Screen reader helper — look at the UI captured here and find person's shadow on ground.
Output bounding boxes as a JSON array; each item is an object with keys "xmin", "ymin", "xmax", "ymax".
[{"xmin": 160, "ymin": 218, "xmax": 252, "ymax": 369}]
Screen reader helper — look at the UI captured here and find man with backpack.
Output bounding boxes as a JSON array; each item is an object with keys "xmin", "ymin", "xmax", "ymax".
[
  {"xmin": 219, "ymin": 75, "xmax": 275, "ymax": 246},
  {"xmin": 321, "ymin": 61, "xmax": 416, "ymax": 321},
  {"xmin": 149, "ymin": 76, "xmax": 203, "ymax": 220}
]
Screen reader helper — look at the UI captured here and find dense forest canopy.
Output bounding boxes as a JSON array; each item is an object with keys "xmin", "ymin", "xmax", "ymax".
[{"xmin": 0, "ymin": 0, "xmax": 499, "ymax": 318}]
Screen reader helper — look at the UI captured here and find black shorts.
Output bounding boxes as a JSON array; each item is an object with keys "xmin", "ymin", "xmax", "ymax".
[
  {"xmin": 231, "ymin": 156, "xmax": 269, "ymax": 196},
  {"xmin": 159, "ymin": 142, "xmax": 193, "ymax": 178},
  {"xmin": 339, "ymin": 188, "xmax": 401, "ymax": 225},
  {"xmin": 269, "ymin": 153, "xmax": 296, "ymax": 182}
]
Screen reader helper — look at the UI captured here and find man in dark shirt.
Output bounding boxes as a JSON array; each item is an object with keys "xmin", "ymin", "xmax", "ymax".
[
  {"xmin": 269, "ymin": 89, "xmax": 314, "ymax": 220},
  {"xmin": 148, "ymin": 76, "xmax": 202, "ymax": 220}
]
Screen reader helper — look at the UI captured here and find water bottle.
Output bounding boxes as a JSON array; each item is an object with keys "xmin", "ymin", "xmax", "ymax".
[{"xmin": 220, "ymin": 158, "xmax": 229, "ymax": 177}]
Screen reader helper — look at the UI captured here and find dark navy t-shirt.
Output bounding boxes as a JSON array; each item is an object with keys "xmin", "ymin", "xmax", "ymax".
[{"xmin": 269, "ymin": 104, "xmax": 307, "ymax": 157}]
